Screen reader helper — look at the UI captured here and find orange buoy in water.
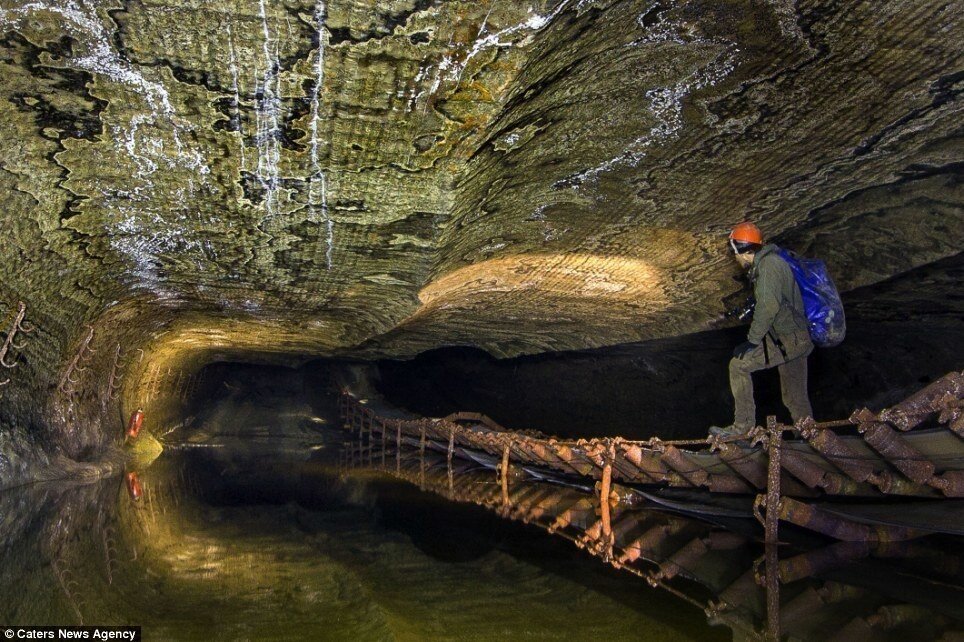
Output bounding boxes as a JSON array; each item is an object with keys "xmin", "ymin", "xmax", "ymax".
[
  {"xmin": 126, "ymin": 408, "xmax": 144, "ymax": 440},
  {"xmin": 125, "ymin": 471, "xmax": 142, "ymax": 501}
]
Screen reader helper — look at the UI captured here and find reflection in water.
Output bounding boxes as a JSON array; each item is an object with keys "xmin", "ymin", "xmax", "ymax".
[
  {"xmin": 342, "ymin": 427, "xmax": 964, "ymax": 642},
  {"xmin": 0, "ymin": 391, "xmax": 717, "ymax": 640},
  {"xmin": 2, "ymin": 384, "xmax": 961, "ymax": 640},
  {"xmin": 125, "ymin": 472, "xmax": 143, "ymax": 501}
]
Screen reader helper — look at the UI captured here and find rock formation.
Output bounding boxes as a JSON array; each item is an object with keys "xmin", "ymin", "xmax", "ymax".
[{"xmin": 0, "ymin": 0, "xmax": 960, "ymax": 486}]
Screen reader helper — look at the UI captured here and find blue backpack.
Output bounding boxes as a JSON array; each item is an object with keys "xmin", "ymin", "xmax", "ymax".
[{"xmin": 777, "ymin": 249, "xmax": 846, "ymax": 347}]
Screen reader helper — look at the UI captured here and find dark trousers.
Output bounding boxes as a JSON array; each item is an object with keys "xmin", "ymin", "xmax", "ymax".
[{"xmin": 729, "ymin": 338, "xmax": 813, "ymax": 430}]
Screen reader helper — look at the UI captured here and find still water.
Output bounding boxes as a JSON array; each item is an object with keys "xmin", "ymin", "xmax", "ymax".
[{"xmin": 1, "ymin": 384, "xmax": 961, "ymax": 641}]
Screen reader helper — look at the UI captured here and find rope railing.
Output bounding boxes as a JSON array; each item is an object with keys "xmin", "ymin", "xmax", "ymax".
[{"xmin": 339, "ymin": 371, "xmax": 964, "ymax": 506}]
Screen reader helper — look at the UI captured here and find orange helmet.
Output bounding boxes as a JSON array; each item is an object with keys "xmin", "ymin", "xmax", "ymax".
[{"xmin": 729, "ymin": 222, "xmax": 763, "ymax": 253}]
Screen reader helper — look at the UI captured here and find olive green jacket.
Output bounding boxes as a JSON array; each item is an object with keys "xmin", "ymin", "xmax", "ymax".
[{"xmin": 747, "ymin": 245, "xmax": 812, "ymax": 356}]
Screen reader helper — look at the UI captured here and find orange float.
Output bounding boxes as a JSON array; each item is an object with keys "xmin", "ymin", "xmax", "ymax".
[
  {"xmin": 125, "ymin": 471, "xmax": 142, "ymax": 502},
  {"xmin": 126, "ymin": 408, "xmax": 144, "ymax": 440}
]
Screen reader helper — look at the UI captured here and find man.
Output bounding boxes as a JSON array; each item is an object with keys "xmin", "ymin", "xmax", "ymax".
[{"xmin": 711, "ymin": 222, "xmax": 814, "ymax": 437}]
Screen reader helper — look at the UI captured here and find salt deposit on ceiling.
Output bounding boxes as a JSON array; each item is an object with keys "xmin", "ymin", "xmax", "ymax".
[{"xmin": 0, "ymin": 0, "xmax": 960, "ymax": 361}]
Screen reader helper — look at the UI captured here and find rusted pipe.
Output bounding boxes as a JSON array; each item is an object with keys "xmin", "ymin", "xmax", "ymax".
[
  {"xmin": 599, "ymin": 439, "xmax": 616, "ymax": 563},
  {"xmin": 764, "ymin": 543, "xmax": 780, "ymax": 642},
  {"xmin": 778, "ymin": 541, "xmax": 873, "ymax": 583},
  {"xmin": 878, "ymin": 372, "xmax": 964, "ymax": 430},
  {"xmin": 381, "ymin": 419, "xmax": 387, "ymax": 467},
  {"xmin": 657, "ymin": 445, "xmax": 708, "ymax": 488},
  {"xmin": 341, "ymin": 391, "xmax": 351, "ymax": 429},
  {"xmin": 653, "ymin": 536, "xmax": 708, "ymax": 582},
  {"xmin": 860, "ymin": 422, "xmax": 934, "ymax": 483},
  {"xmin": 599, "ymin": 442, "xmax": 613, "ymax": 545},
  {"xmin": 711, "ymin": 437, "xmax": 767, "ymax": 489},
  {"xmin": 765, "ymin": 417, "xmax": 782, "ymax": 545},
  {"xmin": 779, "ymin": 497, "xmax": 923, "ymax": 541},
  {"xmin": 778, "ymin": 453, "xmax": 861, "ymax": 495},
  {"xmin": 619, "ymin": 442, "xmax": 670, "ymax": 482},
  {"xmin": 779, "ymin": 497, "xmax": 873, "ymax": 540},
  {"xmin": 798, "ymin": 419, "xmax": 888, "ymax": 491}
]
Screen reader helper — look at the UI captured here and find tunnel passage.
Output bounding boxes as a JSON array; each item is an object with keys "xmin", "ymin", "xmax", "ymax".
[
  {"xmin": 1, "ymin": 249, "xmax": 962, "ymax": 491},
  {"xmin": 0, "ymin": 0, "xmax": 962, "ymax": 490},
  {"xmin": 111, "ymin": 241, "xmax": 962, "ymax": 464},
  {"xmin": 110, "ymin": 245, "xmax": 964, "ymax": 451},
  {"xmin": 2, "ymin": 346, "xmax": 962, "ymax": 639},
  {"xmin": 0, "ymin": 1, "xmax": 962, "ymax": 638}
]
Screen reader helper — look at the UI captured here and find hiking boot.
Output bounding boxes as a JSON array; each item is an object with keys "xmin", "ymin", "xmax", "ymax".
[
  {"xmin": 708, "ymin": 424, "xmax": 751, "ymax": 439},
  {"xmin": 708, "ymin": 424, "xmax": 754, "ymax": 449}
]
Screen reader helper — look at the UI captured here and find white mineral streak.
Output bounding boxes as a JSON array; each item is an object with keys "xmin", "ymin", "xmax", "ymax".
[
  {"xmin": 226, "ymin": 24, "xmax": 248, "ymax": 177},
  {"xmin": 122, "ymin": 116, "xmax": 159, "ymax": 177},
  {"xmin": 112, "ymin": 207, "xmax": 194, "ymax": 301},
  {"xmin": 255, "ymin": 0, "xmax": 283, "ymax": 219},
  {"xmin": 309, "ymin": 0, "xmax": 333, "ymax": 269},
  {"xmin": 765, "ymin": 0, "xmax": 808, "ymax": 42},
  {"xmin": 461, "ymin": 0, "xmax": 572, "ymax": 67},
  {"xmin": 414, "ymin": 0, "xmax": 573, "ymax": 110},
  {"xmin": 0, "ymin": 1, "xmax": 208, "ymax": 176},
  {"xmin": 0, "ymin": 1, "xmax": 213, "ymax": 297},
  {"xmin": 407, "ymin": 63, "xmax": 429, "ymax": 112},
  {"xmin": 557, "ymin": 13, "xmax": 739, "ymax": 188}
]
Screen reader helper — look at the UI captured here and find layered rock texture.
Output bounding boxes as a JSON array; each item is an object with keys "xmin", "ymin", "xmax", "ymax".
[{"xmin": 0, "ymin": 0, "xmax": 961, "ymax": 484}]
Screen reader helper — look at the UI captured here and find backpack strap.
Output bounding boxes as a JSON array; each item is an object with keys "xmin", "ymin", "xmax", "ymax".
[{"xmin": 768, "ymin": 330, "xmax": 788, "ymax": 361}]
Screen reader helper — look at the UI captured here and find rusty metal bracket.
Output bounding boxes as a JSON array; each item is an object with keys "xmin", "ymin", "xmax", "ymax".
[
  {"xmin": 0, "ymin": 301, "xmax": 33, "ymax": 386},
  {"xmin": 58, "ymin": 325, "xmax": 95, "ymax": 395}
]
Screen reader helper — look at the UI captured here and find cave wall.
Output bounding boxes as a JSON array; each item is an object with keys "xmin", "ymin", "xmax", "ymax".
[{"xmin": 365, "ymin": 0, "xmax": 964, "ymax": 356}]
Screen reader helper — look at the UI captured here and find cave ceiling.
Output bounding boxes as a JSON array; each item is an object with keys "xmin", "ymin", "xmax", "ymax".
[{"xmin": 0, "ymin": 0, "xmax": 961, "ymax": 360}]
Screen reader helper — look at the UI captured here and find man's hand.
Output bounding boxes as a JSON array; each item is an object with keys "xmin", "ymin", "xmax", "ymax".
[{"xmin": 733, "ymin": 341, "xmax": 758, "ymax": 359}]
